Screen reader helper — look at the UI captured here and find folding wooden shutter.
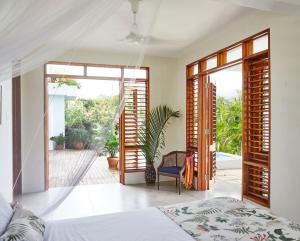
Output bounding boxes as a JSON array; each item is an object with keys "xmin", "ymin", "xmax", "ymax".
[
  {"xmin": 208, "ymin": 83, "xmax": 217, "ymax": 181},
  {"xmin": 120, "ymin": 75, "xmax": 149, "ymax": 183},
  {"xmin": 186, "ymin": 70, "xmax": 199, "ymax": 182},
  {"xmin": 243, "ymin": 51, "xmax": 270, "ymax": 207}
]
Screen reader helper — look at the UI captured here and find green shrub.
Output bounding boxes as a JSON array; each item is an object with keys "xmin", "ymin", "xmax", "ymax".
[
  {"xmin": 50, "ymin": 133, "xmax": 65, "ymax": 145},
  {"xmin": 67, "ymin": 128, "xmax": 90, "ymax": 147}
]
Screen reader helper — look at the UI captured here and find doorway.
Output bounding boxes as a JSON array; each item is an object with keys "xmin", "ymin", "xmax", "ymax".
[
  {"xmin": 44, "ymin": 62, "xmax": 150, "ymax": 189},
  {"xmin": 47, "ymin": 77, "xmax": 120, "ymax": 188},
  {"xmin": 186, "ymin": 29, "xmax": 271, "ymax": 207},
  {"xmin": 208, "ymin": 64, "xmax": 242, "ymax": 193}
]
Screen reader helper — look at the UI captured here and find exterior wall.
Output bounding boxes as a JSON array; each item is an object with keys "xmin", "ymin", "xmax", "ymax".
[
  {"xmin": 172, "ymin": 12, "xmax": 300, "ymax": 222},
  {"xmin": 48, "ymin": 95, "xmax": 65, "ymax": 150},
  {"xmin": 48, "ymin": 83, "xmax": 77, "ymax": 150},
  {"xmin": 0, "ymin": 77, "xmax": 13, "ymax": 202}
]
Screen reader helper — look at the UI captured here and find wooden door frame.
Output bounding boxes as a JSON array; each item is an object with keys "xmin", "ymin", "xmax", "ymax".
[
  {"xmin": 43, "ymin": 62, "xmax": 149, "ymax": 188},
  {"xmin": 12, "ymin": 75, "xmax": 22, "ymax": 199},
  {"xmin": 186, "ymin": 29, "xmax": 271, "ymax": 206}
]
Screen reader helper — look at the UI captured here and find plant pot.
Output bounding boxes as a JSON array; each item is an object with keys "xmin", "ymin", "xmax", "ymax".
[
  {"xmin": 145, "ymin": 164, "xmax": 156, "ymax": 185},
  {"xmin": 55, "ymin": 144, "xmax": 64, "ymax": 150},
  {"xmin": 107, "ymin": 157, "xmax": 119, "ymax": 170},
  {"xmin": 73, "ymin": 141, "xmax": 84, "ymax": 150}
]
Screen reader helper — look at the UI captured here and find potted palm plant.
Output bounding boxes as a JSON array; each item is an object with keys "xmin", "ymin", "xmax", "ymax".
[
  {"xmin": 138, "ymin": 105, "xmax": 181, "ymax": 184},
  {"xmin": 50, "ymin": 133, "xmax": 65, "ymax": 150},
  {"xmin": 104, "ymin": 135, "xmax": 119, "ymax": 170}
]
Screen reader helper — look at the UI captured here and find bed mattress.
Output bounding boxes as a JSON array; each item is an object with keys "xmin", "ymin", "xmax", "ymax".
[
  {"xmin": 44, "ymin": 207, "xmax": 194, "ymax": 241},
  {"xmin": 45, "ymin": 197, "xmax": 300, "ymax": 241}
]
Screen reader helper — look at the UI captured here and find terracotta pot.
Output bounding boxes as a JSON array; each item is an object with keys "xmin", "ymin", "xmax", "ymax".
[
  {"xmin": 145, "ymin": 164, "xmax": 156, "ymax": 185},
  {"xmin": 73, "ymin": 142, "xmax": 84, "ymax": 150},
  {"xmin": 55, "ymin": 144, "xmax": 64, "ymax": 150},
  {"xmin": 107, "ymin": 157, "xmax": 119, "ymax": 170}
]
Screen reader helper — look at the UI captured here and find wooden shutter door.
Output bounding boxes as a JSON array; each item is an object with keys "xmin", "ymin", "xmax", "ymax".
[
  {"xmin": 120, "ymin": 73, "xmax": 149, "ymax": 184},
  {"xmin": 208, "ymin": 83, "xmax": 217, "ymax": 182},
  {"xmin": 243, "ymin": 51, "xmax": 270, "ymax": 207}
]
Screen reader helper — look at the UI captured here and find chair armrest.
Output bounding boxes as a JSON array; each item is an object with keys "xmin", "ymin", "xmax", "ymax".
[{"xmin": 157, "ymin": 157, "xmax": 165, "ymax": 170}]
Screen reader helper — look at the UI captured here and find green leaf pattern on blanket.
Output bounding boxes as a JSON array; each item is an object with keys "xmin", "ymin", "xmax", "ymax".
[{"xmin": 158, "ymin": 197, "xmax": 300, "ymax": 241}]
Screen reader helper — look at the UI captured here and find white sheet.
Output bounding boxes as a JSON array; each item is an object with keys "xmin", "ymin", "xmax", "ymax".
[{"xmin": 44, "ymin": 207, "xmax": 194, "ymax": 241}]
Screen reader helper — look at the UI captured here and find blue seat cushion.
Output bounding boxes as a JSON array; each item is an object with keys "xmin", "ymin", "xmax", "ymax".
[{"xmin": 158, "ymin": 166, "xmax": 182, "ymax": 175}]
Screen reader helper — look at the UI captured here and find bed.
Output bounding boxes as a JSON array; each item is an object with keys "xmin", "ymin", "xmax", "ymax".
[{"xmin": 44, "ymin": 197, "xmax": 300, "ymax": 241}]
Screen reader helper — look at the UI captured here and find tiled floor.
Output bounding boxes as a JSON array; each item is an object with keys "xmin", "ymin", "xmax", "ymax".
[
  {"xmin": 21, "ymin": 170, "xmax": 242, "ymax": 221},
  {"xmin": 49, "ymin": 150, "xmax": 119, "ymax": 187}
]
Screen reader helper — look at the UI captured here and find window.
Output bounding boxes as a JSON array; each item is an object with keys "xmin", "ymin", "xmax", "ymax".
[
  {"xmin": 206, "ymin": 56, "xmax": 217, "ymax": 70},
  {"xmin": 86, "ymin": 67, "xmax": 121, "ymax": 78},
  {"xmin": 253, "ymin": 35, "xmax": 268, "ymax": 53},
  {"xmin": 227, "ymin": 46, "xmax": 242, "ymax": 62},
  {"xmin": 46, "ymin": 64, "xmax": 84, "ymax": 76},
  {"xmin": 124, "ymin": 68, "xmax": 147, "ymax": 79}
]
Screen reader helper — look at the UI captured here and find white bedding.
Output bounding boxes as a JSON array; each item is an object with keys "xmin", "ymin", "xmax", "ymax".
[{"xmin": 44, "ymin": 207, "xmax": 194, "ymax": 241}]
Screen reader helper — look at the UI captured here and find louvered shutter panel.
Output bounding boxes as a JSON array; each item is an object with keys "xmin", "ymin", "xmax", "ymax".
[
  {"xmin": 124, "ymin": 79, "xmax": 148, "ymax": 171},
  {"xmin": 120, "ymin": 70, "xmax": 149, "ymax": 184},
  {"xmin": 186, "ymin": 70, "xmax": 199, "ymax": 173},
  {"xmin": 208, "ymin": 83, "xmax": 217, "ymax": 180},
  {"xmin": 243, "ymin": 51, "xmax": 270, "ymax": 207}
]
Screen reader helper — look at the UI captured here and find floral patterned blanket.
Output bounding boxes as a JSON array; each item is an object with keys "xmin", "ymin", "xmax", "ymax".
[{"xmin": 158, "ymin": 197, "xmax": 300, "ymax": 241}]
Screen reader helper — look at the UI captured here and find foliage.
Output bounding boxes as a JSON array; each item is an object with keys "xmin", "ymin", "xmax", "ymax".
[
  {"xmin": 138, "ymin": 105, "xmax": 181, "ymax": 165},
  {"xmin": 104, "ymin": 135, "xmax": 119, "ymax": 158},
  {"xmin": 65, "ymin": 95, "xmax": 119, "ymax": 149},
  {"xmin": 216, "ymin": 91, "xmax": 242, "ymax": 155},
  {"xmin": 66, "ymin": 128, "xmax": 90, "ymax": 146},
  {"xmin": 50, "ymin": 133, "xmax": 65, "ymax": 145},
  {"xmin": 54, "ymin": 78, "xmax": 81, "ymax": 89}
]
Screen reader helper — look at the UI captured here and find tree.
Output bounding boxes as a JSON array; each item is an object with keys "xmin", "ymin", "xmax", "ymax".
[
  {"xmin": 65, "ymin": 95, "xmax": 119, "ymax": 148},
  {"xmin": 216, "ymin": 91, "xmax": 242, "ymax": 155}
]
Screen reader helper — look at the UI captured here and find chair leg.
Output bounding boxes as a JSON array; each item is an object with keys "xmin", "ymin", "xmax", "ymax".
[
  {"xmin": 179, "ymin": 176, "xmax": 181, "ymax": 195},
  {"xmin": 176, "ymin": 178, "xmax": 178, "ymax": 188},
  {"xmin": 157, "ymin": 174, "xmax": 160, "ymax": 190}
]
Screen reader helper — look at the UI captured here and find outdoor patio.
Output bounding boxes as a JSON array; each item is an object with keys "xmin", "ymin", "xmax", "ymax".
[{"xmin": 49, "ymin": 150, "xmax": 119, "ymax": 188}]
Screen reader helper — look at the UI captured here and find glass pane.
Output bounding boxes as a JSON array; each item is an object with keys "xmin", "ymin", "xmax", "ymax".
[
  {"xmin": 253, "ymin": 35, "xmax": 268, "ymax": 53},
  {"xmin": 124, "ymin": 68, "xmax": 147, "ymax": 79},
  {"xmin": 193, "ymin": 64, "xmax": 198, "ymax": 75},
  {"xmin": 46, "ymin": 64, "xmax": 84, "ymax": 76},
  {"xmin": 87, "ymin": 67, "xmax": 121, "ymax": 78},
  {"xmin": 206, "ymin": 56, "xmax": 217, "ymax": 70},
  {"xmin": 227, "ymin": 46, "xmax": 242, "ymax": 62}
]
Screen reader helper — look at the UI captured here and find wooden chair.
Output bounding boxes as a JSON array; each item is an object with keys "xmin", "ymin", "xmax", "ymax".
[{"xmin": 157, "ymin": 151, "xmax": 187, "ymax": 194}]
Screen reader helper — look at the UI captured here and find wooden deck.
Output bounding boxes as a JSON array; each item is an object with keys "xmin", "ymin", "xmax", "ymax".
[{"xmin": 49, "ymin": 150, "xmax": 119, "ymax": 188}]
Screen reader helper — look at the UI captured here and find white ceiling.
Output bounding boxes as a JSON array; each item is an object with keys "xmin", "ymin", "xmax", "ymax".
[
  {"xmin": 78, "ymin": 0, "xmax": 300, "ymax": 57},
  {"xmin": 75, "ymin": 0, "xmax": 251, "ymax": 58}
]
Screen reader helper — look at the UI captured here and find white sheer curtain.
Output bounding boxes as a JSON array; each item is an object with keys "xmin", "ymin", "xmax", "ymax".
[
  {"xmin": 0, "ymin": 0, "xmax": 123, "ymax": 80},
  {"xmin": 1, "ymin": 0, "xmax": 162, "ymax": 218}
]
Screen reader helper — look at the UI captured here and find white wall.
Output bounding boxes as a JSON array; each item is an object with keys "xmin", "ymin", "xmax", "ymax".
[
  {"xmin": 48, "ymin": 96, "xmax": 65, "ymax": 150},
  {"xmin": 21, "ymin": 50, "xmax": 179, "ymax": 191},
  {"xmin": 171, "ymin": 11, "xmax": 300, "ymax": 222},
  {"xmin": 22, "ymin": 68, "xmax": 45, "ymax": 193},
  {"xmin": 0, "ymin": 77, "xmax": 13, "ymax": 202}
]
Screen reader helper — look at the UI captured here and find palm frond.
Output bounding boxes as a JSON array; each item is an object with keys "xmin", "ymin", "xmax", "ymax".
[{"xmin": 138, "ymin": 105, "xmax": 181, "ymax": 165}]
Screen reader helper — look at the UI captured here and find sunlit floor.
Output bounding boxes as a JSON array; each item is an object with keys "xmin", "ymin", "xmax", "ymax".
[
  {"xmin": 49, "ymin": 150, "xmax": 119, "ymax": 188},
  {"xmin": 21, "ymin": 172, "xmax": 242, "ymax": 221}
]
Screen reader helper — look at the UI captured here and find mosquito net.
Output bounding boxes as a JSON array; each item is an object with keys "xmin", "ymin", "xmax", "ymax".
[{"xmin": 0, "ymin": 0, "xmax": 162, "ymax": 219}]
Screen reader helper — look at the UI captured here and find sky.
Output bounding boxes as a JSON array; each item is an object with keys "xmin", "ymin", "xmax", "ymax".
[
  {"xmin": 76, "ymin": 79, "xmax": 119, "ymax": 99},
  {"xmin": 209, "ymin": 64, "xmax": 242, "ymax": 99}
]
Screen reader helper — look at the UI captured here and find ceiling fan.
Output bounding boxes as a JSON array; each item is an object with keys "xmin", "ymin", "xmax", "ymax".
[
  {"xmin": 121, "ymin": 0, "xmax": 183, "ymax": 45},
  {"xmin": 123, "ymin": 0, "xmax": 147, "ymax": 44}
]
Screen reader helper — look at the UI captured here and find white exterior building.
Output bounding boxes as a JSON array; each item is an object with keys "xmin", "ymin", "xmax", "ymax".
[{"xmin": 48, "ymin": 83, "xmax": 77, "ymax": 150}]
